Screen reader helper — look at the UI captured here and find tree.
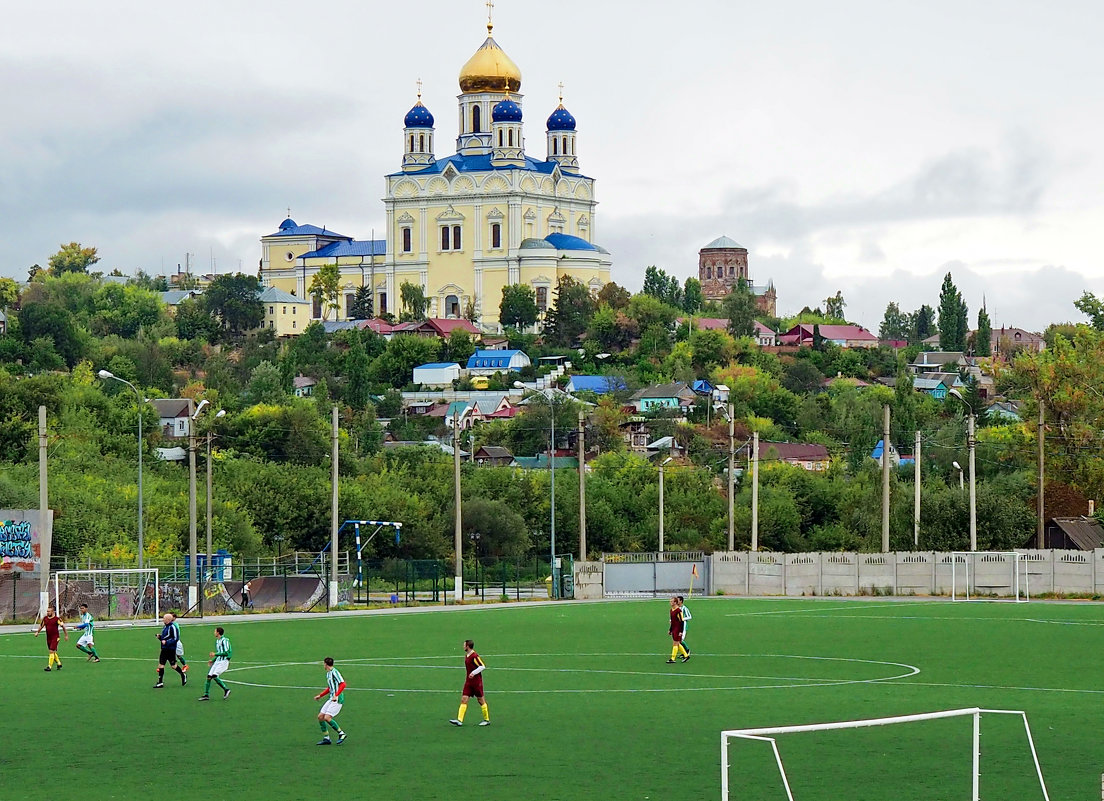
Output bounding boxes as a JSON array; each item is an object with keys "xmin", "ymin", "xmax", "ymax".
[
  {"xmin": 0, "ymin": 277, "xmax": 19, "ymax": 309},
  {"xmin": 308, "ymin": 263, "xmax": 341, "ymax": 322},
  {"xmin": 247, "ymin": 361, "xmax": 286, "ymax": 405},
  {"xmin": 722, "ymin": 279, "xmax": 757, "ymax": 338},
  {"xmin": 368, "ymin": 334, "xmax": 441, "ymax": 388},
  {"xmin": 812, "ymin": 323, "xmax": 825, "ymax": 351},
  {"xmin": 879, "ymin": 302, "xmax": 910, "ymax": 341},
  {"xmin": 938, "ymin": 273, "xmax": 968, "ymax": 352},
  {"xmin": 17, "ymin": 302, "xmax": 86, "ymax": 367},
  {"xmin": 824, "ymin": 290, "xmax": 846, "ymax": 321},
  {"xmin": 1074, "ymin": 291, "xmax": 1104, "ymax": 331},
  {"xmin": 445, "ymin": 329, "xmax": 476, "ymax": 366},
  {"xmin": 912, "ymin": 304, "xmax": 936, "ymax": 342},
  {"xmin": 344, "ymin": 332, "xmax": 371, "ymax": 409},
  {"xmin": 688, "ymin": 328, "xmax": 734, "ymax": 371},
  {"xmin": 399, "ymin": 281, "xmax": 429, "ymax": 322},
  {"xmin": 202, "ymin": 273, "xmax": 263, "ymax": 336},
  {"xmin": 596, "ymin": 282, "xmax": 631, "ymax": 310},
  {"xmin": 642, "ymin": 265, "xmax": 683, "ymax": 308},
  {"xmin": 682, "ymin": 277, "xmax": 704, "ymax": 315},
  {"xmin": 48, "ymin": 242, "xmax": 100, "ymax": 275},
  {"xmin": 499, "ymin": 284, "xmax": 539, "ymax": 329},
  {"xmin": 543, "ymin": 275, "xmax": 595, "ymax": 346},
  {"xmin": 348, "ymin": 285, "xmax": 373, "ymax": 320},
  {"xmin": 974, "ymin": 305, "xmax": 992, "ymax": 357}
]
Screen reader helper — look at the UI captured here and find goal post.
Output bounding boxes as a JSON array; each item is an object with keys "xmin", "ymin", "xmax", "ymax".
[
  {"xmin": 53, "ymin": 568, "xmax": 159, "ymax": 623},
  {"xmin": 951, "ymin": 551, "xmax": 1029, "ymax": 602},
  {"xmin": 720, "ymin": 707, "xmax": 1050, "ymax": 801}
]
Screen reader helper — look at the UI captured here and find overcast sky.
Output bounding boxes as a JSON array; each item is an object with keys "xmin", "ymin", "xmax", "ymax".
[{"xmin": 2, "ymin": 0, "xmax": 1102, "ymax": 331}]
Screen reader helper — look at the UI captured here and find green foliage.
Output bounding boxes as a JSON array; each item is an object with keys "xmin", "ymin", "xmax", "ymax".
[
  {"xmin": 248, "ymin": 361, "xmax": 286, "ymax": 405},
  {"xmin": 722, "ymin": 279, "xmax": 757, "ymax": 338},
  {"xmin": 499, "ymin": 284, "xmax": 539, "ymax": 329},
  {"xmin": 641, "ymin": 265, "xmax": 683, "ymax": 309},
  {"xmin": 444, "ymin": 329, "xmax": 476, "ymax": 366},
  {"xmin": 48, "ymin": 241, "xmax": 100, "ymax": 275},
  {"xmin": 543, "ymin": 275, "xmax": 595, "ymax": 346},
  {"xmin": 912, "ymin": 304, "xmax": 936, "ymax": 341},
  {"xmin": 399, "ymin": 281, "xmax": 430, "ymax": 322},
  {"xmin": 0, "ymin": 276, "xmax": 19, "ymax": 308},
  {"xmin": 1074, "ymin": 291, "xmax": 1104, "ymax": 331},
  {"xmin": 348, "ymin": 285, "xmax": 373, "ymax": 320},
  {"xmin": 596, "ymin": 281, "xmax": 631, "ymax": 310},
  {"xmin": 369, "ymin": 335, "xmax": 441, "ymax": 388},
  {"xmin": 937, "ymin": 272, "xmax": 968, "ymax": 352},
  {"xmin": 682, "ymin": 277, "xmax": 704, "ymax": 314},
  {"xmin": 309, "ymin": 263, "xmax": 341, "ymax": 321},
  {"xmin": 974, "ymin": 306, "xmax": 992, "ymax": 357},
  {"xmin": 823, "ymin": 290, "xmax": 846, "ymax": 321},
  {"xmin": 879, "ymin": 301, "xmax": 910, "ymax": 341},
  {"xmin": 203, "ymin": 273, "xmax": 263, "ymax": 336},
  {"xmin": 344, "ymin": 331, "xmax": 372, "ymax": 410}
]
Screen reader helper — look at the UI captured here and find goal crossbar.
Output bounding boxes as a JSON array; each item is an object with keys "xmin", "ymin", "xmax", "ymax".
[
  {"xmin": 951, "ymin": 551, "xmax": 1030, "ymax": 602},
  {"xmin": 721, "ymin": 707, "xmax": 1050, "ymax": 801},
  {"xmin": 53, "ymin": 568, "xmax": 159, "ymax": 623}
]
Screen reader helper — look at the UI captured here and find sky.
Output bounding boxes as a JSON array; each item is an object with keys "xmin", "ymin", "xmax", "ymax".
[{"xmin": 2, "ymin": 0, "xmax": 1102, "ymax": 332}]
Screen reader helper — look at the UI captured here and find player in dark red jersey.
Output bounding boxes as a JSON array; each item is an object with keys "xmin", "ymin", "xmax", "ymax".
[
  {"xmin": 449, "ymin": 639, "xmax": 489, "ymax": 727},
  {"xmin": 34, "ymin": 605, "xmax": 68, "ymax": 671},
  {"xmin": 667, "ymin": 596, "xmax": 689, "ymax": 664}
]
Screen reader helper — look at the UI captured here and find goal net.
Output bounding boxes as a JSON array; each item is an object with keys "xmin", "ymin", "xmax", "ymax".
[
  {"xmin": 53, "ymin": 569, "xmax": 159, "ymax": 623},
  {"xmin": 721, "ymin": 707, "xmax": 1050, "ymax": 801},
  {"xmin": 950, "ymin": 551, "xmax": 1029, "ymax": 602}
]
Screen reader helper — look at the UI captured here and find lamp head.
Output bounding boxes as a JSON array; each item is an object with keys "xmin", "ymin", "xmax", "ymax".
[
  {"xmin": 662, "ymin": 456, "xmax": 674, "ymax": 466},
  {"xmin": 513, "ymin": 381, "xmax": 525, "ymax": 389},
  {"xmin": 215, "ymin": 409, "xmax": 227, "ymax": 419},
  {"xmin": 192, "ymin": 398, "xmax": 210, "ymax": 419},
  {"xmin": 952, "ymin": 460, "xmax": 962, "ymax": 470},
  {"xmin": 97, "ymin": 369, "xmax": 114, "ymax": 379}
]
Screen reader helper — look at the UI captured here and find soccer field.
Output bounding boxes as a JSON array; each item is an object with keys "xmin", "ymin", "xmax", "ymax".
[{"xmin": 4, "ymin": 597, "xmax": 1102, "ymax": 800}]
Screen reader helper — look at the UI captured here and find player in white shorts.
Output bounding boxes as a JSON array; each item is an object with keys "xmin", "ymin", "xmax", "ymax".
[
  {"xmin": 74, "ymin": 603, "xmax": 101, "ymax": 662},
  {"xmin": 313, "ymin": 657, "xmax": 347, "ymax": 745},
  {"xmin": 198, "ymin": 626, "xmax": 232, "ymax": 701}
]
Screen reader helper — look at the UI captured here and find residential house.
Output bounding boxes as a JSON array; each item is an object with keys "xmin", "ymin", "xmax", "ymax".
[
  {"xmin": 473, "ymin": 445, "xmax": 514, "ymax": 466},
  {"xmin": 0, "ymin": 308, "xmax": 6, "ymax": 335},
  {"xmin": 920, "ymin": 371, "xmax": 965, "ymax": 391},
  {"xmin": 467, "ymin": 349, "xmax": 531, "ymax": 376},
  {"xmin": 259, "ymin": 286, "xmax": 310, "ymax": 336},
  {"xmin": 870, "ymin": 439, "xmax": 901, "ymax": 467},
  {"xmin": 513, "ymin": 454, "xmax": 579, "ymax": 470},
  {"xmin": 912, "ymin": 378, "xmax": 949, "ymax": 399},
  {"xmin": 646, "ymin": 436, "xmax": 686, "ymax": 459},
  {"xmin": 988, "ymin": 400, "xmax": 1021, "ymax": 422},
  {"xmin": 565, "ymin": 375, "xmax": 627, "ymax": 395},
  {"xmin": 629, "ymin": 382, "xmax": 696, "ymax": 414},
  {"xmin": 911, "ymin": 351, "xmax": 967, "ymax": 372},
  {"xmin": 413, "ymin": 362, "xmax": 461, "ymax": 387},
  {"xmin": 293, "ymin": 375, "xmax": 317, "ymax": 397},
  {"xmin": 739, "ymin": 441, "xmax": 831, "ymax": 471},
  {"xmin": 159, "ymin": 290, "xmax": 199, "ymax": 314},
  {"xmin": 404, "ymin": 318, "xmax": 481, "ymax": 339},
  {"xmin": 620, "ymin": 417, "xmax": 650, "ymax": 453},
  {"xmin": 777, "ymin": 324, "xmax": 878, "ymax": 348},
  {"xmin": 753, "ymin": 321, "xmax": 776, "ymax": 347},
  {"xmin": 481, "ymin": 336, "xmax": 509, "ymax": 350},
  {"xmin": 992, "ymin": 327, "xmax": 1045, "ymax": 356},
  {"xmin": 153, "ymin": 399, "xmax": 192, "ymax": 439},
  {"xmin": 1035, "ymin": 517, "xmax": 1104, "ymax": 549}
]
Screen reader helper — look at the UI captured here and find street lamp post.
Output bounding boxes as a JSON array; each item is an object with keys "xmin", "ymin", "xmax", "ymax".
[
  {"xmin": 188, "ymin": 399, "xmax": 210, "ymax": 609},
  {"xmin": 98, "ymin": 370, "xmax": 145, "ymax": 569},
  {"xmin": 516, "ymin": 382, "xmax": 556, "ymax": 597},
  {"xmin": 948, "ymin": 389, "xmax": 977, "ymax": 551},
  {"xmin": 205, "ymin": 409, "xmax": 226, "ymax": 582},
  {"xmin": 952, "ymin": 460, "xmax": 964, "ymax": 491},
  {"xmin": 659, "ymin": 456, "xmax": 673, "ymax": 554}
]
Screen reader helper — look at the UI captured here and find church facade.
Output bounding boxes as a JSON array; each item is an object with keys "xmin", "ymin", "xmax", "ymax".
[
  {"xmin": 698, "ymin": 235, "xmax": 776, "ymax": 317},
  {"xmin": 260, "ymin": 19, "xmax": 611, "ymax": 330}
]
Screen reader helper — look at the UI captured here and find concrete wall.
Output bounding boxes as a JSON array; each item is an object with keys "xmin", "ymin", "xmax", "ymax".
[{"xmin": 597, "ymin": 550, "xmax": 1104, "ymax": 598}]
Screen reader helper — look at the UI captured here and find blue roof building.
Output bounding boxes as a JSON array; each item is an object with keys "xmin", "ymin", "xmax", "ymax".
[{"xmin": 466, "ymin": 349, "xmax": 531, "ymax": 375}]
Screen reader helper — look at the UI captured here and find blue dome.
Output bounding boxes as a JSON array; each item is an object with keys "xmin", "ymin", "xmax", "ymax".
[
  {"xmin": 279, "ymin": 217, "xmax": 297, "ymax": 231},
  {"xmin": 404, "ymin": 101, "xmax": 434, "ymax": 128},
  {"xmin": 492, "ymin": 98, "xmax": 522, "ymax": 122},
  {"xmin": 546, "ymin": 105, "xmax": 576, "ymax": 131}
]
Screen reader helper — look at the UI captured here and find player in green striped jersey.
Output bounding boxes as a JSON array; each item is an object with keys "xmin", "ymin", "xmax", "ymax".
[
  {"xmin": 197, "ymin": 626, "xmax": 232, "ymax": 701},
  {"xmin": 74, "ymin": 603, "xmax": 100, "ymax": 662},
  {"xmin": 313, "ymin": 657, "xmax": 347, "ymax": 745}
]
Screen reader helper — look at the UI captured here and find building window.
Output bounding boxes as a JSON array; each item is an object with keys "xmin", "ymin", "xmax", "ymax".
[
  {"xmin": 508, "ymin": 129, "xmax": 514, "ymax": 147},
  {"xmin": 269, "ymin": 320, "xmax": 274, "ymax": 329},
  {"xmin": 452, "ymin": 225, "xmax": 462, "ymax": 250},
  {"xmin": 491, "ymin": 222, "xmax": 501, "ymax": 249},
  {"xmin": 553, "ymin": 138, "xmax": 558, "ymax": 155},
  {"xmin": 292, "ymin": 320, "xmax": 297, "ymax": 330},
  {"xmin": 419, "ymin": 133, "xmax": 425, "ymax": 152},
  {"xmin": 292, "ymin": 306, "xmax": 296, "ymax": 314},
  {"xmin": 536, "ymin": 286, "xmax": 548, "ymax": 311},
  {"xmin": 472, "ymin": 105, "xmax": 481, "ymax": 133},
  {"xmin": 312, "ymin": 297, "xmax": 321, "ymax": 318},
  {"xmin": 269, "ymin": 306, "xmax": 274, "ymax": 315},
  {"xmin": 379, "ymin": 293, "xmax": 387, "ymax": 315},
  {"xmin": 498, "ymin": 130, "xmax": 503, "ymax": 146},
  {"xmin": 445, "ymin": 294, "xmax": 460, "ymax": 317},
  {"xmin": 281, "ymin": 306, "xmax": 286, "ymax": 314},
  {"xmin": 402, "ymin": 227, "xmax": 412, "ymax": 253},
  {"xmin": 345, "ymin": 293, "xmax": 355, "ymax": 314},
  {"xmin": 441, "ymin": 226, "xmax": 451, "ymax": 250},
  {"xmin": 409, "ymin": 134, "xmax": 414, "ymax": 152}
]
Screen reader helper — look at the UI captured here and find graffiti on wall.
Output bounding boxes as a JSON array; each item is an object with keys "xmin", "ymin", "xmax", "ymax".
[{"xmin": 0, "ymin": 517, "xmax": 38, "ymax": 572}]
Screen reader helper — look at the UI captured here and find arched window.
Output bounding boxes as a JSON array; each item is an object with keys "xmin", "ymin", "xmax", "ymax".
[
  {"xmin": 562, "ymin": 136, "xmax": 567, "ymax": 154},
  {"xmin": 553, "ymin": 138, "xmax": 558, "ymax": 155},
  {"xmin": 498, "ymin": 130, "xmax": 503, "ymax": 146},
  {"xmin": 569, "ymin": 138, "xmax": 574, "ymax": 155},
  {"xmin": 452, "ymin": 225, "xmax": 462, "ymax": 250},
  {"xmin": 402, "ymin": 227, "xmax": 412, "ymax": 253},
  {"xmin": 491, "ymin": 223, "xmax": 501, "ymax": 249},
  {"xmin": 508, "ymin": 129, "xmax": 513, "ymax": 147},
  {"xmin": 472, "ymin": 105, "xmax": 481, "ymax": 133},
  {"xmin": 441, "ymin": 226, "xmax": 450, "ymax": 250},
  {"xmin": 409, "ymin": 134, "xmax": 414, "ymax": 152},
  {"xmin": 445, "ymin": 294, "xmax": 460, "ymax": 317},
  {"xmin": 419, "ymin": 134, "xmax": 425, "ymax": 152},
  {"xmin": 706, "ymin": 266, "xmax": 712, "ymax": 279}
]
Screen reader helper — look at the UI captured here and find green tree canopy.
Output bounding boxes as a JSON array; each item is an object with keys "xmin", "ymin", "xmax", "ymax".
[
  {"xmin": 203, "ymin": 273, "xmax": 263, "ymax": 336},
  {"xmin": 722, "ymin": 279, "xmax": 757, "ymax": 338},
  {"xmin": 499, "ymin": 284, "xmax": 539, "ymax": 329},
  {"xmin": 309, "ymin": 263, "xmax": 341, "ymax": 321},
  {"xmin": 48, "ymin": 242, "xmax": 100, "ymax": 275},
  {"xmin": 399, "ymin": 281, "xmax": 430, "ymax": 322}
]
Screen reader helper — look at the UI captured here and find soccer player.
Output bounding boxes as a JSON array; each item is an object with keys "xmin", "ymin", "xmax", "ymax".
[
  {"xmin": 34, "ymin": 605, "xmax": 68, "ymax": 671},
  {"xmin": 198, "ymin": 626, "xmax": 232, "ymax": 701},
  {"xmin": 154, "ymin": 613, "xmax": 187, "ymax": 688},
  {"xmin": 313, "ymin": 657, "xmax": 347, "ymax": 745},
  {"xmin": 449, "ymin": 639, "xmax": 489, "ymax": 727},
  {"xmin": 667, "ymin": 596, "xmax": 689, "ymax": 664},
  {"xmin": 677, "ymin": 595, "xmax": 692, "ymax": 660},
  {"xmin": 73, "ymin": 603, "xmax": 101, "ymax": 662},
  {"xmin": 170, "ymin": 613, "xmax": 188, "ymax": 673}
]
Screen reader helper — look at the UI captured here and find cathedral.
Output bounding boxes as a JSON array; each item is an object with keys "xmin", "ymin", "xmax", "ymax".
[
  {"xmin": 259, "ymin": 15, "xmax": 612, "ymax": 330},
  {"xmin": 698, "ymin": 235, "xmax": 776, "ymax": 317}
]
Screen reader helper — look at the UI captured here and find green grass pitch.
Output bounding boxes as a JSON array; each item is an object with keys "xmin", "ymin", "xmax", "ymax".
[{"xmin": 4, "ymin": 598, "xmax": 1102, "ymax": 800}]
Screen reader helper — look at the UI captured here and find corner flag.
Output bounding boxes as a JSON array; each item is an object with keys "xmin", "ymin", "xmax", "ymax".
[{"xmin": 691, "ymin": 564, "xmax": 699, "ymax": 578}]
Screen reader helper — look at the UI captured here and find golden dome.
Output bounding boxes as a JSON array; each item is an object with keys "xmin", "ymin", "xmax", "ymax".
[{"xmin": 458, "ymin": 29, "xmax": 521, "ymax": 93}]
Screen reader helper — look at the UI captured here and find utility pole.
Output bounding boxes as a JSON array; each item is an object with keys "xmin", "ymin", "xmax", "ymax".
[
  {"xmin": 968, "ymin": 413, "xmax": 977, "ymax": 551},
  {"xmin": 1037, "ymin": 401, "xmax": 1045, "ymax": 548},
  {"xmin": 188, "ymin": 401, "xmax": 198, "ymax": 609},
  {"xmin": 727, "ymin": 403, "xmax": 735, "ymax": 552},
  {"xmin": 453, "ymin": 410, "xmax": 463, "ymax": 602},
  {"xmin": 658, "ymin": 459, "xmax": 666, "ymax": 554},
  {"xmin": 578, "ymin": 410, "xmax": 586, "ymax": 562},
  {"xmin": 882, "ymin": 404, "xmax": 891, "ymax": 553},
  {"xmin": 914, "ymin": 429, "xmax": 921, "ymax": 548},
  {"xmin": 330, "ymin": 406, "xmax": 339, "ymax": 607},
  {"xmin": 206, "ymin": 430, "xmax": 213, "ymax": 572},
  {"xmin": 751, "ymin": 430, "xmax": 759, "ymax": 552},
  {"xmin": 38, "ymin": 406, "xmax": 50, "ymax": 617}
]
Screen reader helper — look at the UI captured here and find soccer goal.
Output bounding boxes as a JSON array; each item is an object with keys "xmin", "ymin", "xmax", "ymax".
[
  {"xmin": 950, "ymin": 551, "xmax": 1029, "ymax": 602},
  {"xmin": 53, "ymin": 568, "xmax": 159, "ymax": 623},
  {"xmin": 721, "ymin": 707, "xmax": 1050, "ymax": 801}
]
